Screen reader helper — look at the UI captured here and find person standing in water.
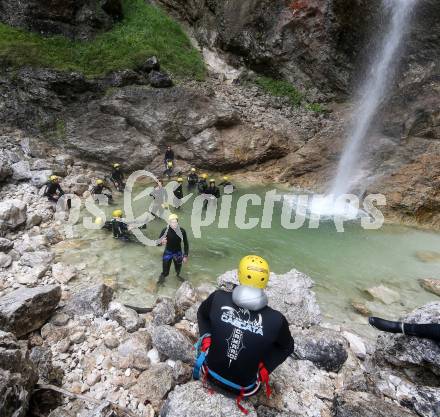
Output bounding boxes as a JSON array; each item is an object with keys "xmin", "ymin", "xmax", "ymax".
[
  {"xmin": 187, "ymin": 168, "xmax": 199, "ymax": 191},
  {"xmin": 174, "ymin": 177, "xmax": 184, "ymax": 210},
  {"xmin": 194, "ymin": 255, "xmax": 294, "ymax": 413},
  {"xmin": 110, "ymin": 163, "xmax": 124, "ymax": 191},
  {"xmin": 157, "ymin": 213, "xmax": 189, "ymax": 285}
]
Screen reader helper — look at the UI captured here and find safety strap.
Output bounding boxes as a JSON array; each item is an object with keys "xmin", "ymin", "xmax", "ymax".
[
  {"xmin": 258, "ymin": 362, "xmax": 271, "ymax": 397},
  {"xmin": 163, "ymin": 250, "xmax": 183, "ymax": 262},
  {"xmin": 236, "ymin": 388, "xmax": 248, "ymax": 415}
]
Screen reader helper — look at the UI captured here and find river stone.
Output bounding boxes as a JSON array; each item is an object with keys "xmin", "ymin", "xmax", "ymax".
[
  {"xmin": 19, "ymin": 249, "xmax": 53, "ymax": 268},
  {"xmin": 366, "ymin": 285, "xmax": 400, "ymax": 305},
  {"xmin": 342, "ymin": 331, "xmax": 367, "ymax": 360},
  {"xmin": 0, "ymin": 237, "xmax": 13, "ymax": 252},
  {"xmin": 52, "ymin": 262, "xmax": 77, "ymax": 284},
  {"xmin": 218, "ymin": 269, "xmax": 321, "ymax": 327},
  {"xmin": 0, "ymin": 330, "xmax": 38, "ymax": 417},
  {"xmin": 174, "ymin": 281, "xmax": 197, "ymax": 316},
  {"xmin": 0, "ymin": 199, "xmax": 27, "ymax": 232},
  {"xmin": 375, "ymin": 302, "xmax": 440, "ymax": 379},
  {"xmin": 107, "ymin": 301, "xmax": 144, "ymax": 332},
  {"xmin": 116, "ymin": 334, "xmax": 151, "ymax": 371},
  {"xmin": 152, "ymin": 297, "xmax": 176, "ymax": 326},
  {"xmin": 31, "ymin": 169, "xmax": 53, "ymax": 187},
  {"xmin": 62, "ymin": 284, "xmax": 113, "ymax": 317},
  {"xmin": 0, "ymin": 158, "xmax": 12, "ymax": 183},
  {"xmin": 160, "ymin": 381, "xmax": 257, "ymax": 417},
  {"xmin": 11, "ymin": 160, "xmax": 31, "ymax": 180},
  {"xmin": 415, "ymin": 251, "xmax": 440, "ymax": 263},
  {"xmin": 333, "ymin": 390, "xmax": 418, "ymax": 417},
  {"xmin": 29, "ymin": 346, "xmax": 63, "ymax": 384},
  {"xmin": 0, "ymin": 285, "xmax": 61, "ymax": 337},
  {"xmin": 0, "ymin": 252, "xmax": 12, "ymax": 268},
  {"xmin": 132, "ymin": 363, "xmax": 175, "ymax": 408},
  {"xmin": 419, "ymin": 278, "xmax": 440, "ymax": 297},
  {"xmin": 292, "ymin": 326, "xmax": 348, "ymax": 372},
  {"xmin": 152, "ymin": 325, "xmax": 194, "ymax": 364}
]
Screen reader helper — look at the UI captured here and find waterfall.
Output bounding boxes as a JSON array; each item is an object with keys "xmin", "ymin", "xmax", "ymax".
[{"xmin": 330, "ymin": 0, "xmax": 417, "ymax": 197}]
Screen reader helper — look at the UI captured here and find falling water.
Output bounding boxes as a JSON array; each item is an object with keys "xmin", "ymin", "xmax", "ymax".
[{"xmin": 330, "ymin": 0, "xmax": 417, "ymax": 197}]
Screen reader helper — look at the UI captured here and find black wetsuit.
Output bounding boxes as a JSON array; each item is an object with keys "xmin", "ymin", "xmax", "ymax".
[
  {"xmin": 43, "ymin": 181, "xmax": 64, "ymax": 202},
  {"xmin": 197, "ymin": 290, "xmax": 294, "ymax": 388},
  {"xmin": 112, "ymin": 219, "xmax": 130, "ymax": 240},
  {"xmin": 164, "ymin": 149, "xmax": 174, "ymax": 163},
  {"xmin": 206, "ymin": 185, "xmax": 220, "ymax": 199},
  {"xmin": 198, "ymin": 179, "xmax": 208, "ymax": 194},
  {"xmin": 174, "ymin": 184, "xmax": 184, "ymax": 209},
  {"xmin": 91, "ymin": 184, "xmax": 113, "ymax": 201},
  {"xmin": 111, "ymin": 168, "xmax": 124, "ymax": 190},
  {"xmin": 187, "ymin": 173, "xmax": 199, "ymax": 190},
  {"xmin": 369, "ymin": 317, "xmax": 440, "ymax": 342},
  {"xmin": 158, "ymin": 226, "xmax": 189, "ymax": 279}
]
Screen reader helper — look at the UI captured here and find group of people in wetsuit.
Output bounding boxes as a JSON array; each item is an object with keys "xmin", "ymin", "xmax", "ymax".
[{"xmin": 39, "ymin": 146, "xmax": 439, "ymax": 415}]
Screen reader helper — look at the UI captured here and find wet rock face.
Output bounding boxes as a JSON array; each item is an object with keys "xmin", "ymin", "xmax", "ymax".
[{"xmin": 0, "ymin": 0, "xmax": 123, "ymax": 40}]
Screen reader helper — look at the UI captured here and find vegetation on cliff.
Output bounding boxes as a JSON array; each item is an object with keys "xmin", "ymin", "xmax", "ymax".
[{"xmin": 0, "ymin": 0, "xmax": 205, "ymax": 79}]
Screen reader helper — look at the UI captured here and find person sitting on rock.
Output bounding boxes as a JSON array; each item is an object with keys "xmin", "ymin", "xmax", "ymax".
[
  {"xmin": 43, "ymin": 175, "xmax": 65, "ymax": 202},
  {"xmin": 194, "ymin": 255, "xmax": 294, "ymax": 413},
  {"xmin": 157, "ymin": 213, "xmax": 189, "ymax": 285},
  {"xmin": 187, "ymin": 168, "xmax": 199, "ymax": 191},
  {"xmin": 164, "ymin": 145, "xmax": 174, "ymax": 169},
  {"xmin": 91, "ymin": 179, "xmax": 113, "ymax": 202},
  {"xmin": 110, "ymin": 163, "xmax": 124, "ymax": 191},
  {"xmin": 198, "ymin": 173, "xmax": 208, "ymax": 194},
  {"xmin": 369, "ymin": 316, "xmax": 440, "ymax": 342}
]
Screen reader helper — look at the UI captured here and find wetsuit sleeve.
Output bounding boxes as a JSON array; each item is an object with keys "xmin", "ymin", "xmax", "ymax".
[
  {"xmin": 157, "ymin": 228, "xmax": 166, "ymax": 245},
  {"xmin": 42, "ymin": 182, "xmax": 49, "ymax": 196},
  {"xmin": 264, "ymin": 316, "xmax": 294, "ymax": 374},
  {"xmin": 197, "ymin": 291, "xmax": 216, "ymax": 336},
  {"xmin": 182, "ymin": 229, "xmax": 189, "ymax": 256},
  {"xmin": 57, "ymin": 184, "xmax": 64, "ymax": 195}
]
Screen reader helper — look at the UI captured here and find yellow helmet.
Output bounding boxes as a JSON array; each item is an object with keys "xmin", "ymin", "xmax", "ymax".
[
  {"xmin": 167, "ymin": 161, "xmax": 173, "ymax": 167},
  {"xmin": 113, "ymin": 163, "xmax": 120, "ymax": 168},
  {"xmin": 238, "ymin": 255, "xmax": 270, "ymax": 289},
  {"xmin": 112, "ymin": 209, "xmax": 123, "ymax": 218},
  {"xmin": 168, "ymin": 213, "xmax": 178, "ymax": 221},
  {"xmin": 202, "ymin": 173, "xmax": 208, "ymax": 179},
  {"xmin": 96, "ymin": 179, "xmax": 104, "ymax": 185},
  {"xmin": 191, "ymin": 168, "xmax": 196, "ymax": 172},
  {"xmin": 94, "ymin": 217, "xmax": 103, "ymax": 225},
  {"xmin": 223, "ymin": 176, "xmax": 229, "ymax": 181},
  {"xmin": 177, "ymin": 177, "xmax": 183, "ymax": 182},
  {"xmin": 161, "ymin": 202, "xmax": 170, "ymax": 209},
  {"xmin": 49, "ymin": 175, "xmax": 59, "ymax": 182},
  {"xmin": 209, "ymin": 178, "xmax": 215, "ymax": 183}
]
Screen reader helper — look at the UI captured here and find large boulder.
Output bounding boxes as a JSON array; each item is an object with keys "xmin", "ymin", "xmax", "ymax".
[
  {"xmin": 292, "ymin": 326, "xmax": 348, "ymax": 372},
  {"xmin": 160, "ymin": 381, "xmax": 257, "ymax": 417},
  {"xmin": 0, "ymin": 199, "xmax": 27, "ymax": 233},
  {"xmin": 0, "ymin": 157, "xmax": 12, "ymax": 183},
  {"xmin": 174, "ymin": 281, "xmax": 197, "ymax": 316},
  {"xmin": 62, "ymin": 284, "xmax": 113, "ymax": 317},
  {"xmin": 152, "ymin": 325, "xmax": 194, "ymax": 364},
  {"xmin": 11, "ymin": 160, "xmax": 32, "ymax": 181},
  {"xmin": 0, "ymin": 285, "xmax": 61, "ymax": 337},
  {"xmin": 0, "ymin": 0, "xmax": 123, "ymax": 40},
  {"xmin": 153, "ymin": 297, "xmax": 177, "ymax": 326},
  {"xmin": 0, "ymin": 330, "xmax": 39, "ymax": 417},
  {"xmin": 218, "ymin": 269, "xmax": 321, "ymax": 327},
  {"xmin": 333, "ymin": 390, "xmax": 418, "ymax": 417},
  {"xmin": 374, "ymin": 302, "xmax": 440, "ymax": 379}
]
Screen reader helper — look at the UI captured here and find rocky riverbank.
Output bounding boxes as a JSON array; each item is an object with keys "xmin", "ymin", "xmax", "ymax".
[{"xmin": 0, "ymin": 140, "xmax": 439, "ymax": 416}]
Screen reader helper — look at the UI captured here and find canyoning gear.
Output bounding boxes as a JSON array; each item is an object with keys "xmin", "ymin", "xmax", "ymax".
[
  {"xmin": 91, "ymin": 182, "xmax": 113, "ymax": 201},
  {"xmin": 198, "ymin": 178, "xmax": 208, "ymax": 194},
  {"xmin": 110, "ymin": 165, "xmax": 124, "ymax": 191},
  {"xmin": 223, "ymin": 176, "xmax": 229, "ymax": 181},
  {"xmin": 43, "ymin": 179, "xmax": 64, "ymax": 202},
  {"xmin": 238, "ymin": 255, "xmax": 270, "ymax": 289},
  {"xmin": 191, "ymin": 168, "xmax": 196, "ymax": 172},
  {"xmin": 50, "ymin": 175, "xmax": 59, "ymax": 182},
  {"xmin": 168, "ymin": 213, "xmax": 179, "ymax": 221},
  {"xmin": 209, "ymin": 179, "xmax": 215, "ymax": 183},
  {"xmin": 202, "ymin": 173, "xmax": 208, "ymax": 179},
  {"xmin": 195, "ymin": 290, "xmax": 293, "ymax": 413},
  {"xmin": 96, "ymin": 179, "xmax": 104, "ymax": 185},
  {"xmin": 158, "ymin": 225, "xmax": 189, "ymax": 281},
  {"xmin": 174, "ymin": 182, "xmax": 184, "ymax": 203},
  {"xmin": 112, "ymin": 209, "xmax": 123, "ymax": 218},
  {"xmin": 187, "ymin": 172, "xmax": 199, "ymax": 190},
  {"xmin": 177, "ymin": 177, "xmax": 183, "ymax": 182},
  {"xmin": 112, "ymin": 218, "xmax": 130, "ymax": 240},
  {"xmin": 167, "ymin": 160, "xmax": 173, "ymax": 168},
  {"xmin": 164, "ymin": 148, "xmax": 174, "ymax": 162},
  {"xmin": 369, "ymin": 317, "xmax": 440, "ymax": 341},
  {"xmin": 113, "ymin": 163, "xmax": 120, "ymax": 168},
  {"xmin": 205, "ymin": 183, "xmax": 220, "ymax": 199},
  {"xmin": 232, "ymin": 285, "xmax": 268, "ymax": 311}
]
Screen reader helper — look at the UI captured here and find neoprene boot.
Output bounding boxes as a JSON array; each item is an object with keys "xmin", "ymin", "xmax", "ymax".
[{"xmin": 369, "ymin": 317, "xmax": 403, "ymax": 334}]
